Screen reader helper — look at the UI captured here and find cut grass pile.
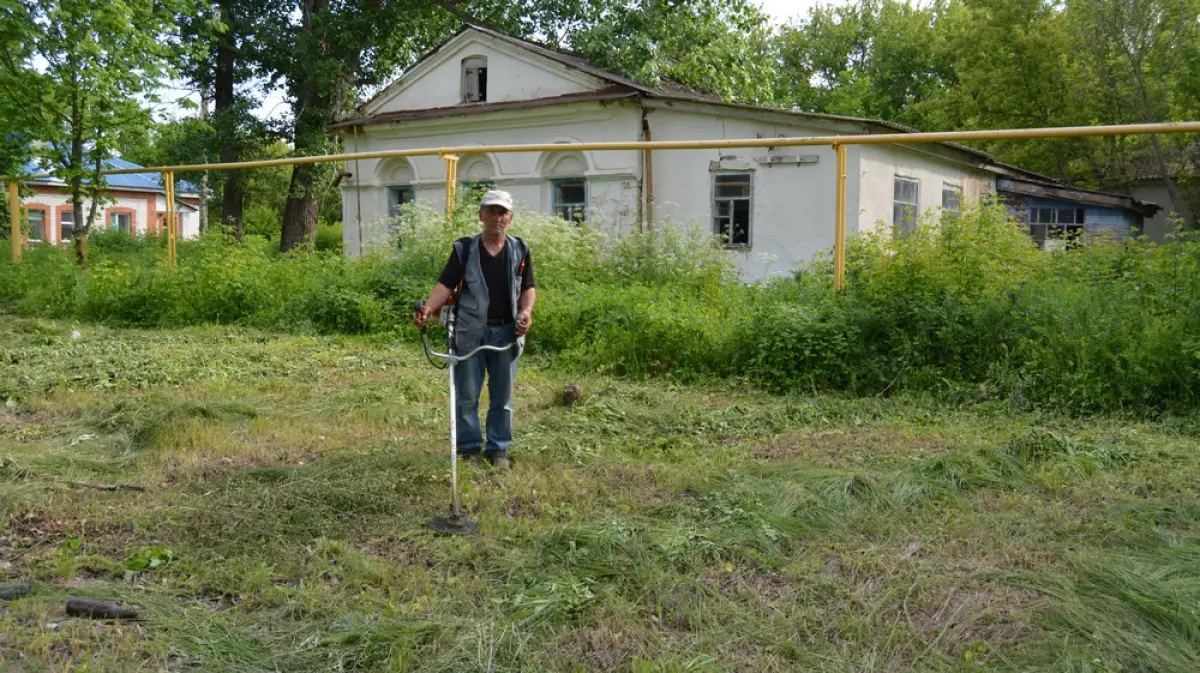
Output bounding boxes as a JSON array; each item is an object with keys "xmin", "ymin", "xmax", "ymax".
[{"xmin": 2, "ymin": 316, "xmax": 1200, "ymax": 671}]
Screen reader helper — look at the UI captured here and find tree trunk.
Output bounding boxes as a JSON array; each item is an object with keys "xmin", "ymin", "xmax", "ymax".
[
  {"xmin": 74, "ymin": 233, "xmax": 87, "ymax": 267},
  {"xmin": 280, "ymin": 163, "xmax": 319, "ymax": 252},
  {"xmin": 215, "ymin": 0, "xmax": 243, "ymax": 241},
  {"xmin": 198, "ymin": 87, "xmax": 209, "ymax": 235}
]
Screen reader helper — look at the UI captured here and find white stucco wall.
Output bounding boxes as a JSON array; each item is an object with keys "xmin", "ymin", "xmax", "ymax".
[
  {"xmin": 857, "ymin": 145, "xmax": 994, "ymax": 235},
  {"xmin": 340, "ymin": 98, "xmax": 1003, "ymax": 281},
  {"xmin": 339, "ymin": 99, "xmax": 644, "ymax": 256},
  {"xmin": 642, "ymin": 107, "xmax": 857, "ymax": 282},
  {"xmin": 366, "ymin": 34, "xmax": 607, "ymax": 114}
]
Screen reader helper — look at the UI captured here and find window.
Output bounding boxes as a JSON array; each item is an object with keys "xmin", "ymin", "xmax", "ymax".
[
  {"xmin": 893, "ymin": 177, "xmax": 920, "ymax": 233},
  {"xmin": 27, "ymin": 208, "xmax": 46, "ymax": 242},
  {"xmin": 712, "ymin": 173, "xmax": 752, "ymax": 247},
  {"xmin": 462, "ymin": 56, "xmax": 488, "ymax": 103},
  {"xmin": 387, "ymin": 186, "xmax": 415, "ymax": 217},
  {"xmin": 60, "ymin": 210, "xmax": 74, "ymax": 241},
  {"xmin": 552, "ymin": 178, "xmax": 587, "ymax": 223},
  {"xmin": 109, "ymin": 212, "xmax": 131, "ymax": 234},
  {"xmin": 942, "ymin": 183, "xmax": 962, "ymax": 215},
  {"xmin": 460, "ymin": 179, "xmax": 496, "ymax": 205},
  {"xmin": 1029, "ymin": 207, "xmax": 1086, "ymax": 250}
]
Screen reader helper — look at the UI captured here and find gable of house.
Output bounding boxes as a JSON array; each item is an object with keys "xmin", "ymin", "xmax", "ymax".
[{"xmin": 362, "ymin": 28, "xmax": 623, "ymax": 117}]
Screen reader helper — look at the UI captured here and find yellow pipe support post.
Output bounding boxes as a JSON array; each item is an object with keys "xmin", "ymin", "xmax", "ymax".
[
  {"xmin": 834, "ymin": 144, "xmax": 847, "ymax": 292},
  {"xmin": 443, "ymin": 154, "xmax": 459, "ymax": 226},
  {"xmin": 164, "ymin": 171, "xmax": 177, "ymax": 266},
  {"xmin": 8, "ymin": 180, "xmax": 20, "ymax": 264}
]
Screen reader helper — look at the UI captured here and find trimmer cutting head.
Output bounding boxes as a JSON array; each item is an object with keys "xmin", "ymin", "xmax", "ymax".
[{"xmin": 428, "ymin": 513, "xmax": 478, "ymax": 535}]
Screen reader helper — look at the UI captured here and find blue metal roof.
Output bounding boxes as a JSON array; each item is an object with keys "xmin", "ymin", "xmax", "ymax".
[{"xmin": 22, "ymin": 157, "xmax": 199, "ymax": 195}]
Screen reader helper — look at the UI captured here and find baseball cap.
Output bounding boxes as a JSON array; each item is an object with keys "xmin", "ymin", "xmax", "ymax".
[{"xmin": 478, "ymin": 189, "xmax": 513, "ymax": 211}]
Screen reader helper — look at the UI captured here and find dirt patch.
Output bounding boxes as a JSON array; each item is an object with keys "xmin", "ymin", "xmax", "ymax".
[
  {"xmin": 545, "ymin": 620, "xmax": 651, "ymax": 671},
  {"xmin": 753, "ymin": 425, "xmax": 960, "ymax": 467},
  {"xmin": 357, "ymin": 535, "xmax": 437, "ymax": 568},
  {"xmin": 899, "ymin": 582, "xmax": 1047, "ymax": 662},
  {"xmin": 702, "ymin": 564, "xmax": 800, "ymax": 607}
]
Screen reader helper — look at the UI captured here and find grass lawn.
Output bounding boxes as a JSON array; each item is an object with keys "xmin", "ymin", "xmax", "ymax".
[{"xmin": 1, "ymin": 315, "xmax": 1199, "ymax": 672}]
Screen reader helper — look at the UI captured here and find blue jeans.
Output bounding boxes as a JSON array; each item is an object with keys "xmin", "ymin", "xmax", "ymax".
[{"xmin": 455, "ymin": 323, "xmax": 518, "ymax": 456}]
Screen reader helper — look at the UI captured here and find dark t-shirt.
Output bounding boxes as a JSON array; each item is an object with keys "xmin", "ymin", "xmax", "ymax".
[{"xmin": 438, "ymin": 238, "xmax": 535, "ymax": 322}]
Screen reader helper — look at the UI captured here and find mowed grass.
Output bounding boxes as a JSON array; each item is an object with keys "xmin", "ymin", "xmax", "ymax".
[{"xmin": 2, "ymin": 317, "xmax": 1200, "ymax": 672}]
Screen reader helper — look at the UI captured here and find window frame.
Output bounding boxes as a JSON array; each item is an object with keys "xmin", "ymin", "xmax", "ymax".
[
  {"xmin": 893, "ymin": 176, "xmax": 921, "ymax": 234},
  {"xmin": 58, "ymin": 206, "xmax": 75, "ymax": 242},
  {"xmin": 26, "ymin": 205, "xmax": 48, "ymax": 243},
  {"xmin": 941, "ymin": 183, "xmax": 963, "ymax": 215},
  {"xmin": 108, "ymin": 211, "xmax": 132, "ymax": 235},
  {"xmin": 387, "ymin": 185, "xmax": 415, "ymax": 218},
  {"xmin": 1028, "ymin": 206, "xmax": 1086, "ymax": 250},
  {"xmin": 462, "ymin": 56, "xmax": 488, "ymax": 103},
  {"xmin": 711, "ymin": 171, "xmax": 753, "ymax": 249},
  {"xmin": 551, "ymin": 177, "xmax": 588, "ymax": 224}
]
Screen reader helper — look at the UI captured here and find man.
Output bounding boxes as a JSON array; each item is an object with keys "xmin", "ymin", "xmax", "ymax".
[{"xmin": 413, "ymin": 190, "xmax": 535, "ymax": 469}]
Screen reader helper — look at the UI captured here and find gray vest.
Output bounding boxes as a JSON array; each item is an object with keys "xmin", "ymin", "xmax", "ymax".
[{"xmin": 451, "ymin": 234, "xmax": 528, "ymax": 354}]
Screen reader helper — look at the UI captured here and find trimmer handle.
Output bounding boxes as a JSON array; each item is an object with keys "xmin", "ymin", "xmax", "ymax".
[{"xmin": 413, "ymin": 300, "xmax": 427, "ymax": 332}]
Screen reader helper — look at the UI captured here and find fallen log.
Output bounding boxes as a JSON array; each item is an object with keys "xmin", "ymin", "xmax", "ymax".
[{"xmin": 65, "ymin": 597, "xmax": 140, "ymax": 620}]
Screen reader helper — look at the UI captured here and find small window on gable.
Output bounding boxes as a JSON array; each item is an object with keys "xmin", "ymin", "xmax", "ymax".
[{"xmin": 462, "ymin": 56, "xmax": 488, "ymax": 103}]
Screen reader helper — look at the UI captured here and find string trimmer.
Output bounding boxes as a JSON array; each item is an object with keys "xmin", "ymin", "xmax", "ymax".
[{"xmin": 413, "ymin": 300, "xmax": 519, "ymax": 535}]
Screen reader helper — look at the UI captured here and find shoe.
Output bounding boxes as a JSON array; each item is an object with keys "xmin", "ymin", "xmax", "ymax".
[{"xmin": 487, "ymin": 453, "xmax": 511, "ymax": 469}]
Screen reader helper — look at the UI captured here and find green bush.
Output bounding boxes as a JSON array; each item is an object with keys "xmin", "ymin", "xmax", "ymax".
[{"xmin": 0, "ymin": 200, "xmax": 1197, "ymax": 414}]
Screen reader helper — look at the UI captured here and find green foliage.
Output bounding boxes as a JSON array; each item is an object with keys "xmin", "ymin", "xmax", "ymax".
[
  {"xmin": 568, "ymin": 0, "xmax": 783, "ymax": 104},
  {"xmin": 777, "ymin": 0, "xmax": 1200, "ymax": 213},
  {"xmin": 1, "ymin": 203, "xmax": 1199, "ymax": 413},
  {"xmin": 125, "ymin": 545, "xmax": 177, "ymax": 572},
  {"xmin": 0, "ymin": 0, "xmax": 182, "ymax": 247}
]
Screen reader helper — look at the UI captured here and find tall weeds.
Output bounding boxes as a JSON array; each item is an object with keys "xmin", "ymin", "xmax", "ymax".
[{"xmin": 1, "ymin": 201, "xmax": 1197, "ymax": 413}]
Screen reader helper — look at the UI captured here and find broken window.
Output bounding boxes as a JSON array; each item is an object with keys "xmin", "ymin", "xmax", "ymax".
[
  {"xmin": 462, "ymin": 56, "xmax": 488, "ymax": 103},
  {"xmin": 1029, "ymin": 207, "xmax": 1086, "ymax": 250},
  {"xmin": 893, "ymin": 177, "xmax": 920, "ymax": 234},
  {"xmin": 552, "ymin": 179, "xmax": 588, "ymax": 224},
  {"xmin": 712, "ymin": 173, "xmax": 752, "ymax": 247}
]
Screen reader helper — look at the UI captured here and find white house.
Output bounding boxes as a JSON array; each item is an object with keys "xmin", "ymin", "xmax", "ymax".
[
  {"xmin": 332, "ymin": 24, "xmax": 1158, "ymax": 281},
  {"xmin": 12, "ymin": 158, "xmax": 201, "ymax": 246}
]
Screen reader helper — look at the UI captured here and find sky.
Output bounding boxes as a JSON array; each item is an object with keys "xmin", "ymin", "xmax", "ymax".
[
  {"xmin": 757, "ymin": 0, "xmax": 827, "ymax": 25},
  {"xmin": 155, "ymin": 0, "xmax": 838, "ymax": 124}
]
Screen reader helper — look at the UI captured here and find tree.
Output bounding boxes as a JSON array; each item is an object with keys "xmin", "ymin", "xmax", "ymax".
[
  {"xmin": 1069, "ymin": 0, "xmax": 1200, "ymax": 221},
  {"xmin": 777, "ymin": 0, "xmax": 956, "ymax": 127},
  {"xmin": 173, "ymin": 0, "xmax": 272, "ymax": 241},
  {"xmin": 568, "ymin": 0, "xmax": 782, "ymax": 105},
  {"xmin": 0, "ymin": 0, "xmax": 181, "ymax": 266}
]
